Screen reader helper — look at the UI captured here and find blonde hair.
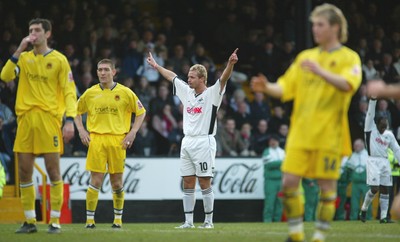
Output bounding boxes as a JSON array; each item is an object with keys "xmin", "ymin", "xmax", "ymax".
[
  {"xmin": 310, "ymin": 3, "xmax": 348, "ymax": 43},
  {"xmin": 189, "ymin": 64, "xmax": 208, "ymax": 84}
]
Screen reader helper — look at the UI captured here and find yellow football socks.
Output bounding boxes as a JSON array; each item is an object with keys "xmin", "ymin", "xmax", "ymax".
[
  {"xmin": 86, "ymin": 185, "xmax": 100, "ymax": 223},
  {"xmin": 112, "ymin": 188, "xmax": 124, "ymax": 225},
  {"xmin": 312, "ymin": 190, "xmax": 337, "ymax": 242},
  {"xmin": 283, "ymin": 187, "xmax": 304, "ymax": 241},
  {"xmin": 49, "ymin": 180, "xmax": 63, "ymax": 224},
  {"xmin": 20, "ymin": 181, "xmax": 36, "ymax": 224}
]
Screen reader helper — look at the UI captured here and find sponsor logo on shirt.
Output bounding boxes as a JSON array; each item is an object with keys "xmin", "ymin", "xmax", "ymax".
[
  {"xmin": 375, "ymin": 137, "xmax": 388, "ymax": 146},
  {"xmin": 27, "ymin": 72, "xmax": 48, "ymax": 82},
  {"xmin": 95, "ymin": 106, "xmax": 118, "ymax": 114},
  {"xmin": 187, "ymin": 106, "xmax": 202, "ymax": 114}
]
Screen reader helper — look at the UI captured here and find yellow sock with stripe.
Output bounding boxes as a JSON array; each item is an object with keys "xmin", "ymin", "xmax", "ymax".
[
  {"xmin": 283, "ymin": 187, "xmax": 304, "ymax": 241},
  {"xmin": 49, "ymin": 180, "xmax": 64, "ymax": 225},
  {"xmin": 86, "ymin": 184, "xmax": 100, "ymax": 224},
  {"xmin": 312, "ymin": 191, "xmax": 337, "ymax": 242},
  {"xmin": 20, "ymin": 181, "xmax": 36, "ymax": 224},
  {"xmin": 113, "ymin": 188, "xmax": 124, "ymax": 225}
]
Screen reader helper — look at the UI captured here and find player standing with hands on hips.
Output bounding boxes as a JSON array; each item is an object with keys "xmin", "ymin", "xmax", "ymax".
[
  {"xmin": 147, "ymin": 48, "xmax": 238, "ymax": 229},
  {"xmin": 251, "ymin": 4, "xmax": 361, "ymax": 242},
  {"xmin": 1, "ymin": 18, "xmax": 77, "ymax": 234},
  {"xmin": 358, "ymin": 97, "xmax": 400, "ymax": 223}
]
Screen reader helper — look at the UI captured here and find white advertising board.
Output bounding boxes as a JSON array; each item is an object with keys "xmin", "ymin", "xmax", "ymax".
[{"xmin": 33, "ymin": 157, "xmax": 264, "ymax": 200}]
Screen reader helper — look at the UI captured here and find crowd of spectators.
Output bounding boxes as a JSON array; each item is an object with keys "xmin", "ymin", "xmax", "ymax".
[{"xmin": 0, "ymin": 0, "xmax": 400, "ymax": 183}]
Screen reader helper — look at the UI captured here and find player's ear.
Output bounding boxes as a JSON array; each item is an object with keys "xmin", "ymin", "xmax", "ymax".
[{"xmin": 45, "ymin": 30, "xmax": 51, "ymax": 39}]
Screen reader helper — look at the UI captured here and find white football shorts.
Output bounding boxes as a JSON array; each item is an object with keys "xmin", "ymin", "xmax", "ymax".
[
  {"xmin": 180, "ymin": 135, "xmax": 216, "ymax": 177},
  {"xmin": 366, "ymin": 157, "xmax": 392, "ymax": 187}
]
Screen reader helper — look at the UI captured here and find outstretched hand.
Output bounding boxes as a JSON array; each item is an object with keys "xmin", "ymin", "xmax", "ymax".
[
  {"xmin": 228, "ymin": 48, "xmax": 239, "ymax": 65},
  {"xmin": 146, "ymin": 52, "xmax": 158, "ymax": 69},
  {"xmin": 250, "ymin": 73, "xmax": 269, "ymax": 93}
]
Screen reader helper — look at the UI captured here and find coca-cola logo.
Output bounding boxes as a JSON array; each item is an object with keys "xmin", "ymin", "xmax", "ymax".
[
  {"xmin": 33, "ymin": 157, "xmax": 265, "ymax": 200},
  {"xmin": 214, "ymin": 163, "xmax": 260, "ymax": 194},
  {"xmin": 180, "ymin": 162, "xmax": 261, "ymax": 194}
]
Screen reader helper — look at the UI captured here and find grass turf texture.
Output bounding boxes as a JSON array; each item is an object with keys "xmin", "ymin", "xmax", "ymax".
[{"xmin": 1, "ymin": 221, "xmax": 399, "ymax": 242}]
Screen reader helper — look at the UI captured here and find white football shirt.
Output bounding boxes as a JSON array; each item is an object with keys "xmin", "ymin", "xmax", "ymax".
[{"xmin": 173, "ymin": 76, "xmax": 225, "ymax": 136}]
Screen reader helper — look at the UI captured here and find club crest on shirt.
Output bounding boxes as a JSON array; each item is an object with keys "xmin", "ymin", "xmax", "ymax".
[
  {"xmin": 115, "ymin": 95, "xmax": 120, "ymax": 101},
  {"xmin": 198, "ymin": 97, "xmax": 204, "ymax": 103},
  {"xmin": 330, "ymin": 61, "xmax": 336, "ymax": 67},
  {"xmin": 46, "ymin": 62, "xmax": 52, "ymax": 69}
]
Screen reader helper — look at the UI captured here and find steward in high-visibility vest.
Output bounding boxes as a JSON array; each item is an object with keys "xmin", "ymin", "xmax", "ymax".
[{"xmin": 387, "ymin": 148, "xmax": 400, "ymax": 220}]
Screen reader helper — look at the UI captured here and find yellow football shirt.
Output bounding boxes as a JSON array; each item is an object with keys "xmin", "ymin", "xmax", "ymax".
[
  {"xmin": 77, "ymin": 83, "xmax": 146, "ymax": 134},
  {"xmin": 0, "ymin": 50, "xmax": 77, "ymax": 120},
  {"xmin": 278, "ymin": 46, "xmax": 362, "ymax": 156}
]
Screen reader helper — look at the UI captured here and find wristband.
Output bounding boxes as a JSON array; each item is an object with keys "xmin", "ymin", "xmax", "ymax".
[{"xmin": 10, "ymin": 56, "xmax": 18, "ymax": 64}]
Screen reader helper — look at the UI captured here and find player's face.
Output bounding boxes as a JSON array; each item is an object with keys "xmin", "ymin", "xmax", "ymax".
[
  {"xmin": 28, "ymin": 23, "xmax": 50, "ymax": 46},
  {"xmin": 187, "ymin": 70, "xmax": 204, "ymax": 89},
  {"xmin": 97, "ymin": 63, "xmax": 116, "ymax": 85},
  {"xmin": 377, "ymin": 118, "xmax": 388, "ymax": 134},
  {"xmin": 311, "ymin": 16, "xmax": 338, "ymax": 45}
]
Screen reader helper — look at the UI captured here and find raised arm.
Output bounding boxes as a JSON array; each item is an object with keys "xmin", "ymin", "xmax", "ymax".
[
  {"xmin": 1, "ymin": 36, "xmax": 34, "ymax": 82},
  {"xmin": 146, "ymin": 52, "xmax": 177, "ymax": 82},
  {"xmin": 364, "ymin": 99, "xmax": 377, "ymax": 132},
  {"xmin": 219, "ymin": 48, "xmax": 238, "ymax": 92}
]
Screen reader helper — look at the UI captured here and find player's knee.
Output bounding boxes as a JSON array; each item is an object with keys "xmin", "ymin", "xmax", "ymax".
[
  {"xmin": 198, "ymin": 177, "xmax": 211, "ymax": 190},
  {"xmin": 370, "ymin": 186, "xmax": 379, "ymax": 194},
  {"xmin": 282, "ymin": 174, "xmax": 300, "ymax": 189},
  {"xmin": 183, "ymin": 176, "xmax": 196, "ymax": 189}
]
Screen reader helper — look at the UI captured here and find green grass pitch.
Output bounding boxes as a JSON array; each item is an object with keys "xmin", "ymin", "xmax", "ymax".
[{"xmin": 1, "ymin": 221, "xmax": 399, "ymax": 242}]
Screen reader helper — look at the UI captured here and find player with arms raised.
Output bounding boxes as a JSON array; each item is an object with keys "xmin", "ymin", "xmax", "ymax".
[
  {"xmin": 251, "ymin": 4, "xmax": 361, "ymax": 242},
  {"xmin": 359, "ymin": 97, "xmax": 400, "ymax": 223},
  {"xmin": 147, "ymin": 48, "xmax": 238, "ymax": 229}
]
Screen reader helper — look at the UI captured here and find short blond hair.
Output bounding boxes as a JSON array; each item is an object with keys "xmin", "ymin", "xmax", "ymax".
[
  {"xmin": 189, "ymin": 64, "xmax": 208, "ymax": 84},
  {"xmin": 310, "ymin": 3, "xmax": 348, "ymax": 43}
]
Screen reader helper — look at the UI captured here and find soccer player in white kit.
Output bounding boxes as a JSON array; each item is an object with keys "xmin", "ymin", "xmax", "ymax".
[
  {"xmin": 367, "ymin": 81, "xmax": 400, "ymax": 220},
  {"xmin": 147, "ymin": 48, "xmax": 238, "ymax": 229},
  {"xmin": 359, "ymin": 98, "xmax": 400, "ymax": 223}
]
